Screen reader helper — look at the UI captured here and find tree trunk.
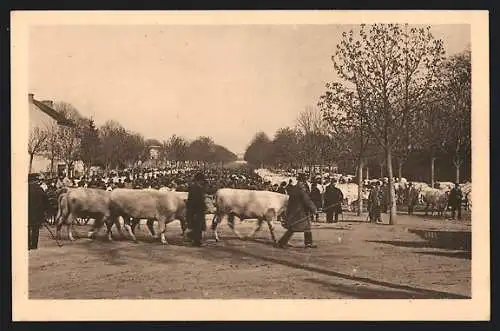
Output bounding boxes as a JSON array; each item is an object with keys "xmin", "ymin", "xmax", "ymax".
[
  {"xmin": 357, "ymin": 158, "xmax": 364, "ymax": 216},
  {"xmin": 50, "ymin": 156, "xmax": 54, "ymax": 178},
  {"xmin": 454, "ymin": 156, "xmax": 461, "ymax": 183},
  {"xmin": 29, "ymin": 153, "xmax": 34, "ymax": 174},
  {"xmin": 386, "ymin": 147, "xmax": 397, "ymax": 225},
  {"xmin": 397, "ymin": 158, "xmax": 403, "ymax": 180},
  {"xmin": 379, "ymin": 163, "xmax": 384, "ymax": 178},
  {"xmin": 430, "ymin": 156, "xmax": 436, "ymax": 188},
  {"xmin": 365, "ymin": 166, "xmax": 369, "ymax": 180}
]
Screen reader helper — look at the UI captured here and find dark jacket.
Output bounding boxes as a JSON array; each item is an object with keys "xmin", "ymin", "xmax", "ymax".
[
  {"xmin": 310, "ymin": 185, "xmax": 322, "ymax": 209},
  {"xmin": 406, "ymin": 186, "xmax": 419, "ymax": 206},
  {"xmin": 448, "ymin": 187, "xmax": 463, "ymax": 206},
  {"xmin": 283, "ymin": 181, "xmax": 317, "ymax": 232},
  {"xmin": 28, "ymin": 182, "xmax": 50, "ymax": 226},
  {"xmin": 324, "ymin": 184, "xmax": 344, "ymax": 213},
  {"xmin": 186, "ymin": 182, "xmax": 206, "ymax": 213},
  {"xmin": 368, "ymin": 187, "xmax": 381, "ymax": 208}
]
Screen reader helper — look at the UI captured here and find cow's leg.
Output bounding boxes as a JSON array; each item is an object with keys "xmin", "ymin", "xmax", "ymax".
[
  {"xmin": 64, "ymin": 214, "xmax": 76, "ymax": 241},
  {"xmin": 264, "ymin": 209, "xmax": 278, "ymax": 244},
  {"xmin": 211, "ymin": 214, "xmax": 222, "ymax": 242},
  {"xmin": 113, "ymin": 216, "xmax": 128, "ymax": 240},
  {"xmin": 87, "ymin": 216, "xmax": 106, "ymax": 239},
  {"xmin": 146, "ymin": 219, "xmax": 156, "ymax": 237},
  {"xmin": 158, "ymin": 216, "xmax": 171, "ymax": 245},
  {"xmin": 122, "ymin": 217, "xmax": 138, "ymax": 242},
  {"xmin": 129, "ymin": 218, "xmax": 139, "ymax": 234},
  {"xmin": 228, "ymin": 214, "xmax": 246, "ymax": 240},
  {"xmin": 56, "ymin": 216, "xmax": 64, "ymax": 240},
  {"xmin": 247, "ymin": 218, "xmax": 264, "ymax": 239}
]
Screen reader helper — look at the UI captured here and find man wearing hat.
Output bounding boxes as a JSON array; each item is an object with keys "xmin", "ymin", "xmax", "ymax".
[
  {"xmin": 28, "ymin": 173, "xmax": 50, "ymax": 250},
  {"xmin": 324, "ymin": 178, "xmax": 344, "ymax": 223},
  {"xmin": 186, "ymin": 172, "xmax": 207, "ymax": 247},
  {"xmin": 368, "ymin": 182, "xmax": 382, "ymax": 223},
  {"xmin": 309, "ymin": 178, "xmax": 322, "ymax": 222},
  {"xmin": 448, "ymin": 183, "xmax": 463, "ymax": 220},
  {"xmin": 277, "ymin": 173, "xmax": 318, "ymax": 248},
  {"xmin": 406, "ymin": 182, "xmax": 419, "ymax": 216}
]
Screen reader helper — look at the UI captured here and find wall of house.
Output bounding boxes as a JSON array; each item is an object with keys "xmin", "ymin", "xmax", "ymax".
[{"xmin": 29, "ymin": 98, "xmax": 58, "ymax": 174}]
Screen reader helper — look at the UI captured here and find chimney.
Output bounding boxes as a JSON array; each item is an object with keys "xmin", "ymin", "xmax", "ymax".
[
  {"xmin": 41, "ymin": 100, "xmax": 54, "ymax": 108},
  {"xmin": 28, "ymin": 93, "xmax": 34, "ymax": 103}
]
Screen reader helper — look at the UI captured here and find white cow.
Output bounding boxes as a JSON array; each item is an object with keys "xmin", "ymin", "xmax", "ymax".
[
  {"xmin": 108, "ymin": 188, "xmax": 188, "ymax": 244},
  {"xmin": 55, "ymin": 188, "xmax": 112, "ymax": 241},
  {"xmin": 336, "ymin": 183, "xmax": 368, "ymax": 211},
  {"xmin": 211, "ymin": 188, "xmax": 289, "ymax": 244},
  {"xmin": 436, "ymin": 181, "xmax": 455, "ymax": 191},
  {"xmin": 421, "ymin": 187, "xmax": 449, "ymax": 217}
]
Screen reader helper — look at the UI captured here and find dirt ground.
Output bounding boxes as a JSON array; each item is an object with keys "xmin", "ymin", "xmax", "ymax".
[{"xmin": 29, "ymin": 211, "xmax": 471, "ymax": 299}]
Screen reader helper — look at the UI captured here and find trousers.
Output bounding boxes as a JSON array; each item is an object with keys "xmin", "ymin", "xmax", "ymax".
[
  {"xmin": 277, "ymin": 230, "xmax": 313, "ymax": 246},
  {"xmin": 28, "ymin": 223, "xmax": 41, "ymax": 250}
]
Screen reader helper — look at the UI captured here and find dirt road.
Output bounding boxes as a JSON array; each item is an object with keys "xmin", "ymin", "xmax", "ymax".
[{"xmin": 29, "ymin": 212, "xmax": 471, "ymax": 299}]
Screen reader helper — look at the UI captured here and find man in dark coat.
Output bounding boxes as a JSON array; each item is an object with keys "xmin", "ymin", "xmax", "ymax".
[
  {"xmin": 406, "ymin": 182, "xmax": 419, "ymax": 215},
  {"xmin": 277, "ymin": 173, "xmax": 318, "ymax": 249},
  {"xmin": 309, "ymin": 179, "xmax": 322, "ymax": 222},
  {"xmin": 28, "ymin": 174, "xmax": 50, "ymax": 250},
  {"xmin": 448, "ymin": 183, "xmax": 463, "ymax": 220},
  {"xmin": 368, "ymin": 183, "xmax": 382, "ymax": 223},
  {"xmin": 324, "ymin": 179, "xmax": 344, "ymax": 223},
  {"xmin": 186, "ymin": 172, "xmax": 207, "ymax": 247}
]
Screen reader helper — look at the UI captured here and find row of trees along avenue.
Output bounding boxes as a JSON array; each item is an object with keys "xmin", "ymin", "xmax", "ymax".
[
  {"xmin": 29, "ymin": 103, "xmax": 237, "ymax": 176},
  {"xmin": 244, "ymin": 24, "xmax": 471, "ymax": 224}
]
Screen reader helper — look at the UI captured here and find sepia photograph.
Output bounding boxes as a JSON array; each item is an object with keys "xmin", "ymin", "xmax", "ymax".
[{"xmin": 11, "ymin": 11, "xmax": 489, "ymax": 321}]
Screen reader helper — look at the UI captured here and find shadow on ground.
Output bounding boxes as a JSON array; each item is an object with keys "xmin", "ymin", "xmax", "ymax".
[
  {"xmin": 212, "ymin": 242, "xmax": 470, "ymax": 299},
  {"xmin": 368, "ymin": 229, "xmax": 471, "ymax": 251}
]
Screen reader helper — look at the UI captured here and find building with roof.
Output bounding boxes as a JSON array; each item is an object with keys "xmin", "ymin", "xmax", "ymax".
[{"xmin": 29, "ymin": 93, "xmax": 74, "ymax": 175}]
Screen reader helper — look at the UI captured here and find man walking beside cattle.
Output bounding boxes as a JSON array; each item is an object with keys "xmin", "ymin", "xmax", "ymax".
[
  {"xmin": 186, "ymin": 172, "xmax": 208, "ymax": 247},
  {"xmin": 277, "ymin": 173, "xmax": 318, "ymax": 249}
]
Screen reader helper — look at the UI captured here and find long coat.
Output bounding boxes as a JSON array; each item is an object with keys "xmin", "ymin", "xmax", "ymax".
[
  {"xmin": 310, "ymin": 185, "xmax": 322, "ymax": 210},
  {"xmin": 186, "ymin": 182, "xmax": 207, "ymax": 231},
  {"xmin": 324, "ymin": 184, "xmax": 344, "ymax": 214},
  {"xmin": 29, "ymin": 182, "xmax": 50, "ymax": 226},
  {"xmin": 283, "ymin": 181, "xmax": 317, "ymax": 232}
]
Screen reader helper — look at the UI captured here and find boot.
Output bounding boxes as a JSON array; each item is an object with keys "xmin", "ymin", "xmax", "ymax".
[
  {"xmin": 304, "ymin": 232, "xmax": 317, "ymax": 248},
  {"xmin": 277, "ymin": 230, "xmax": 293, "ymax": 248}
]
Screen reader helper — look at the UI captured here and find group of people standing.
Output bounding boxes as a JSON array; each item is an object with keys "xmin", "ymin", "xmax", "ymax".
[{"xmin": 366, "ymin": 181, "xmax": 464, "ymax": 223}]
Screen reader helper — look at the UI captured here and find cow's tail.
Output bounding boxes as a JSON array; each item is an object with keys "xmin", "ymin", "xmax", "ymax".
[
  {"xmin": 210, "ymin": 193, "xmax": 221, "ymax": 230},
  {"xmin": 55, "ymin": 193, "xmax": 68, "ymax": 227}
]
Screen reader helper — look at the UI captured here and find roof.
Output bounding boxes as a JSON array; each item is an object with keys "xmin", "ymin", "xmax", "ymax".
[{"xmin": 32, "ymin": 99, "xmax": 75, "ymax": 127}]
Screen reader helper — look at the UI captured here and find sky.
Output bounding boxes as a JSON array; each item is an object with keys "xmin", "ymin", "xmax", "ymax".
[{"xmin": 29, "ymin": 24, "xmax": 470, "ymax": 155}]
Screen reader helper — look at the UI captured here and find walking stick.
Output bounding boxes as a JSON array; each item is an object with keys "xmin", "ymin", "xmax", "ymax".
[{"xmin": 43, "ymin": 221, "xmax": 64, "ymax": 247}]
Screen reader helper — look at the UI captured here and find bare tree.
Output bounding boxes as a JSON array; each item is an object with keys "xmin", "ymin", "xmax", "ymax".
[
  {"xmin": 332, "ymin": 24, "xmax": 445, "ymax": 224},
  {"xmin": 53, "ymin": 102, "xmax": 83, "ymax": 176},
  {"xmin": 28, "ymin": 127, "xmax": 49, "ymax": 173},
  {"xmin": 296, "ymin": 106, "xmax": 330, "ymax": 174}
]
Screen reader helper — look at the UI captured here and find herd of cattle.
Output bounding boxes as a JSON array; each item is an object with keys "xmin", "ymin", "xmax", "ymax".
[
  {"xmin": 47, "ymin": 168, "xmax": 472, "ymax": 246},
  {"xmin": 257, "ymin": 168, "xmax": 472, "ymax": 216},
  {"xmin": 52, "ymin": 185, "xmax": 290, "ymax": 245}
]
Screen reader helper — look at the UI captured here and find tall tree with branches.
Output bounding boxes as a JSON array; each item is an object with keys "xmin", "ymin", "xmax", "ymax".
[{"xmin": 332, "ymin": 24, "xmax": 445, "ymax": 224}]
